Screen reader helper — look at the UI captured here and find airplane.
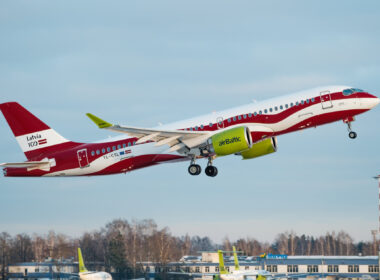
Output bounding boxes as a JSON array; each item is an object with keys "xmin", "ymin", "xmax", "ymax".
[
  {"xmin": 0, "ymin": 85, "xmax": 378, "ymax": 177},
  {"xmin": 215, "ymin": 248, "xmax": 271, "ymax": 280},
  {"xmin": 77, "ymin": 248, "xmax": 112, "ymax": 280}
]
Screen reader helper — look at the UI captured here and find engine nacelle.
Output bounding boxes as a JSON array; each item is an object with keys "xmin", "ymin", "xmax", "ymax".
[
  {"xmin": 240, "ymin": 137, "xmax": 277, "ymax": 159},
  {"xmin": 209, "ymin": 126, "xmax": 252, "ymax": 156}
]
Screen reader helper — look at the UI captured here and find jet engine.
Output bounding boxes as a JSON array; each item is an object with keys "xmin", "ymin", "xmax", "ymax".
[
  {"xmin": 240, "ymin": 137, "xmax": 277, "ymax": 159},
  {"xmin": 208, "ymin": 126, "xmax": 252, "ymax": 156}
]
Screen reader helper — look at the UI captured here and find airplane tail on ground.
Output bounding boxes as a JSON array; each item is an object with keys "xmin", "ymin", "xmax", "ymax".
[
  {"xmin": 217, "ymin": 250, "xmax": 228, "ymax": 274},
  {"xmin": 78, "ymin": 248, "xmax": 88, "ymax": 273},
  {"xmin": 0, "ymin": 102, "xmax": 78, "ymax": 160},
  {"xmin": 232, "ymin": 246, "xmax": 240, "ymax": 270}
]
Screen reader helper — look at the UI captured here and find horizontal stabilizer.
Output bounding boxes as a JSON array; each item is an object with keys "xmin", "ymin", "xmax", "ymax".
[{"xmin": 0, "ymin": 159, "xmax": 55, "ymax": 171}]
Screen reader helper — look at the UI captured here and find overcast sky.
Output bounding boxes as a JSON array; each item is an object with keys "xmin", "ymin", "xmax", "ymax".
[{"xmin": 0, "ymin": 0, "xmax": 380, "ymax": 245}]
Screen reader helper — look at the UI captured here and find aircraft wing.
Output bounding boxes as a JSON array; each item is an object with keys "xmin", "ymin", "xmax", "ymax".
[{"xmin": 86, "ymin": 113, "xmax": 211, "ymax": 152}]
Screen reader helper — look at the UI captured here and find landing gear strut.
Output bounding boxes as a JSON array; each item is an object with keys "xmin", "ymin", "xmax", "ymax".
[
  {"xmin": 205, "ymin": 157, "xmax": 218, "ymax": 177},
  {"xmin": 346, "ymin": 122, "xmax": 357, "ymax": 139},
  {"xmin": 188, "ymin": 157, "xmax": 201, "ymax": 176}
]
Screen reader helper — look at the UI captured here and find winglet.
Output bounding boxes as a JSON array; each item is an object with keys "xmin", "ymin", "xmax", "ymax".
[
  {"xmin": 218, "ymin": 250, "xmax": 228, "ymax": 275},
  {"xmin": 233, "ymin": 246, "xmax": 240, "ymax": 270},
  {"xmin": 78, "ymin": 248, "xmax": 88, "ymax": 273},
  {"xmin": 86, "ymin": 113, "xmax": 113, "ymax": 128}
]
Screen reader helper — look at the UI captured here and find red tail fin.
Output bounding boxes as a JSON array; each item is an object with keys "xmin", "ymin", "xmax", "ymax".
[{"xmin": 0, "ymin": 102, "xmax": 79, "ymax": 160}]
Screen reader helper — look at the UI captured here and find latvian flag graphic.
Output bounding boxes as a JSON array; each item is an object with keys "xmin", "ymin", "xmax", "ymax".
[{"xmin": 38, "ymin": 139, "xmax": 47, "ymax": 145}]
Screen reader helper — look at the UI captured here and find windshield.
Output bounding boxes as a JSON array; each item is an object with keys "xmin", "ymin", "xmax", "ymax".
[{"xmin": 342, "ymin": 88, "xmax": 364, "ymax": 96}]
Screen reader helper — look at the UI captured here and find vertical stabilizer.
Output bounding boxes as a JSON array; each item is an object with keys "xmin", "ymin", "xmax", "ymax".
[
  {"xmin": 232, "ymin": 246, "xmax": 240, "ymax": 270},
  {"xmin": 218, "ymin": 250, "xmax": 228, "ymax": 274},
  {"xmin": 78, "ymin": 248, "xmax": 88, "ymax": 273},
  {"xmin": 0, "ymin": 102, "xmax": 77, "ymax": 160}
]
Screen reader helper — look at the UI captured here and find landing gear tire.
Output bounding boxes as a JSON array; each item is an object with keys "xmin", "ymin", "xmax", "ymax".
[
  {"xmin": 348, "ymin": 131, "xmax": 357, "ymax": 139},
  {"xmin": 205, "ymin": 166, "xmax": 218, "ymax": 177},
  {"xmin": 188, "ymin": 164, "xmax": 201, "ymax": 176}
]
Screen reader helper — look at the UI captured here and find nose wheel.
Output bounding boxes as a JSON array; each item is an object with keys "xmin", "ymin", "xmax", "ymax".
[{"xmin": 346, "ymin": 121, "xmax": 357, "ymax": 139}]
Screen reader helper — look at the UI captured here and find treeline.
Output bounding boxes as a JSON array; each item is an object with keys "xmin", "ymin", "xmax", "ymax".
[{"xmin": 0, "ymin": 219, "xmax": 376, "ymax": 280}]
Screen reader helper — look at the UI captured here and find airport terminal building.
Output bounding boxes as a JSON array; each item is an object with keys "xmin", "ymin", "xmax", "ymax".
[{"xmin": 141, "ymin": 254, "xmax": 380, "ymax": 280}]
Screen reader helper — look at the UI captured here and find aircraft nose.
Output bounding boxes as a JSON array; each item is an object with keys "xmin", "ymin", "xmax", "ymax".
[{"xmin": 367, "ymin": 93, "xmax": 380, "ymax": 108}]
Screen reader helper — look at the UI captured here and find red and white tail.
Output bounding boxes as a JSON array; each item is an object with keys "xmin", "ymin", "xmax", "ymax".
[{"xmin": 0, "ymin": 102, "xmax": 73, "ymax": 160}]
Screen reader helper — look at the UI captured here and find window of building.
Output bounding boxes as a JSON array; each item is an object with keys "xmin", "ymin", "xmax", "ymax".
[
  {"xmin": 245, "ymin": 266, "xmax": 249, "ymax": 270},
  {"xmin": 334, "ymin": 265, "xmax": 339, "ymax": 272},
  {"xmin": 287, "ymin": 265, "xmax": 297, "ymax": 273},
  {"xmin": 35, "ymin": 268, "xmax": 39, "ymax": 273},
  {"xmin": 369, "ymin": 265, "xmax": 379, "ymax": 272},
  {"xmin": 226, "ymin": 267, "xmax": 230, "ymax": 272},
  {"xmin": 354, "ymin": 265, "xmax": 359, "ymax": 272},
  {"xmin": 273, "ymin": 265, "xmax": 277, "ymax": 272},
  {"xmin": 215, "ymin": 266, "xmax": 219, "ymax": 272},
  {"xmin": 313, "ymin": 265, "xmax": 318, "ymax": 272},
  {"xmin": 307, "ymin": 265, "xmax": 312, "ymax": 273},
  {"xmin": 146, "ymin": 267, "xmax": 150, "ymax": 272},
  {"xmin": 287, "ymin": 265, "xmax": 292, "ymax": 272},
  {"xmin": 205, "ymin": 267, "xmax": 209, "ymax": 273},
  {"xmin": 195, "ymin": 267, "xmax": 200, "ymax": 273},
  {"xmin": 185, "ymin": 267, "xmax": 190, "ymax": 273}
]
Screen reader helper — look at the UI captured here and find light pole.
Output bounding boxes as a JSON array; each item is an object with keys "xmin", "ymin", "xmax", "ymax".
[{"xmin": 373, "ymin": 175, "xmax": 380, "ymax": 280}]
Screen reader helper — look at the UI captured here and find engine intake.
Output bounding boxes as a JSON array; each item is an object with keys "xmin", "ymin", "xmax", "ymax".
[{"xmin": 240, "ymin": 137, "xmax": 277, "ymax": 159}]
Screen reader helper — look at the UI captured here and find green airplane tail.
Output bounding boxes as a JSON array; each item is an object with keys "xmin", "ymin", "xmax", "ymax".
[
  {"xmin": 218, "ymin": 250, "xmax": 228, "ymax": 274},
  {"xmin": 78, "ymin": 248, "xmax": 88, "ymax": 273},
  {"xmin": 232, "ymin": 246, "xmax": 240, "ymax": 270}
]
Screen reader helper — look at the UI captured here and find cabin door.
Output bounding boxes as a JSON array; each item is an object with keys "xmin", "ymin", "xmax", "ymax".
[
  {"xmin": 216, "ymin": 117, "xmax": 224, "ymax": 129},
  {"xmin": 320, "ymin": 90, "xmax": 333, "ymax": 109},
  {"xmin": 77, "ymin": 149, "xmax": 89, "ymax": 168}
]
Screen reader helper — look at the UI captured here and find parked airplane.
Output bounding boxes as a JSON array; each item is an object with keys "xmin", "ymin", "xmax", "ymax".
[
  {"xmin": 77, "ymin": 248, "xmax": 112, "ymax": 280},
  {"xmin": 0, "ymin": 85, "xmax": 378, "ymax": 177},
  {"xmin": 216, "ymin": 248, "xmax": 271, "ymax": 280}
]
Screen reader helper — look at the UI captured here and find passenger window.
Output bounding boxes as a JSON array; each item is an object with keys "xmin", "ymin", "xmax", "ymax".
[
  {"xmin": 128, "ymin": 142, "xmax": 131, "ymax": 147},
  {"xmin": 248, "ymin": 113, "xmax": 252, "ymax": 117},
  {"xmin": 96, "ymin": 150, "xmax": 100, "ymax": 155},
  {"xmin": 233, "ymin": 116, "xmax": 236, "ymax": 121},
  {"xmin": 107, "ymin": 147, "xmax": 110, "ymax": 152},
  {"xmin": 209, "ymin": 123, "xmax": 213, "ymax": 127},
  {"xmin": 301, "ymin": 100, "xmax": 304, "ymax": 105},
  {"xmin": 269, "ymin": 108, "xmax": 273, "ymax": 112},
  {"xmin": 311, "ymin": 97, "xmax": 315, "ymax": 102},
  {"xmin": 296, "ymin": 101, "xmax": 299, "ymax": 106},
  {"xmin": 264, "ymin": 109, "xmax": 268, "ymax": 113},
  {"xmin": 228, "ymin": 118, "xmax": 231, "ymax": 123},
  {"xmin": 290, "ymin": 102, "xmax": 294, "ymax": 107},
  {"xmin": 112, "ymin": 146, "xmax": 116, "ymax": 151},
  {"xmin": 91, "ymin": 151, "xmax": 95, "ymax": 156},
  {"xmin": 200, "ymin": 125, "xmax": 204, "ymax": 129},
  {"xmin": 280, "ymin": 105, "xmax": 283, "ymax": 110},
  {"xmin": 306, "ymin": 99, "xmax": 310, "ymax": 104},
  {"xmin": 123, "ymin": 144, "xmax": 126, "ymax": 148},
  {"xmin": 275, "ymin": 106, "xmax": 278, "ymax": 111},
  {"xmin": 243, "ymin": 114, "xmax": 247, "ymax": 119},
  {"xmin": 133, "ymin": 141, "xmax": 136, "ymax": 145},
  {"xmin": 102, "ymin": 148, "xmax": 105, "ymax": 153},
  {"xmin": 259, "ymin": 110, "xmax": 262, "ymax": 115},
  {"xmin": 117, "ymin": 145, "xmax": 121, "ymax": 149},
  {"xmin": 195, "ymin": 126, "xmax": 198, "ymax": 130},
  {"xmin": 238, "ymin": 115, "xmax": 242, "ymax": 120},
  {"xmin": 285, "ymin": 104, "xmax": 288, "ymax": 108},
  {"xmin": 254, "ymin": 112, "xmax": 257, "ymax": 116}
]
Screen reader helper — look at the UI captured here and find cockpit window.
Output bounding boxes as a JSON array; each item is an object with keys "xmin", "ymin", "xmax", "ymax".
[
  {"xmin": 342, "ymin": 88, "xmax": 354, "ymax": 96},
  {"xmin": 343, "ymin": 88, "xmax": 364, "ymax": 96}
]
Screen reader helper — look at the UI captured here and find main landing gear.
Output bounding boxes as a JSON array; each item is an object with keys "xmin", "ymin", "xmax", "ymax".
[{"xmin": 188, "ymin": 157, "xmax": 218, "ymax": 177}]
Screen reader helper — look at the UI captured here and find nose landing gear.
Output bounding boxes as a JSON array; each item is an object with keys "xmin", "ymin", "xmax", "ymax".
[{"xmin": 346, "ymin": 121, "xmax": 357, "ymax": 139}]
